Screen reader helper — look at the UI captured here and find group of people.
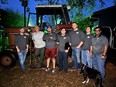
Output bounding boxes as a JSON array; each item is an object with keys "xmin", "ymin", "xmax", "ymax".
[{"xmin": 15, "ymin": 22, "xmax": 108, "ymax": 81}]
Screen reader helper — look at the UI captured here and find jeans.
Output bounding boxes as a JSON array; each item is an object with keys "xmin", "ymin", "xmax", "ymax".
[
  {"xmin": 92, "ymin": 54, "xmax": 106, "ymax": 80},
  {"xmin": 58, "ymin": 51, "xmax": 68, "ymax": 72},
  {"xmin": 72, "ymin": 47, "xmax": 81, "ymax": 70},
  {"xmin": 18, "ymin": 50, "xmax": 27, "ymax": 70},
  {"xmin": 81, "ymin": 50, "xmax": 92, "ymax": 68},
  {"xmin": 32, "ymin": 47, "xmax": 45, "ymax": 65}
]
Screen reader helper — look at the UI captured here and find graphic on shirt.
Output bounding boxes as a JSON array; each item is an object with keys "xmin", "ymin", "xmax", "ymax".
[{"xmin": 76, "ymin": 32, "xmax": 79, "ymax": 34}]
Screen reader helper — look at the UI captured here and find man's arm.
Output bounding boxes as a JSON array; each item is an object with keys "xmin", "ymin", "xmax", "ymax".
[
  {"xmin": 77, "ymin": 31, "xmax": 85, "ymax": 48},
  {"xmin": 102, "ymin": 45, "xmax": 108, "ymax": 59},
  {"xmin": 102, "ymin": 36, "xmax": 109, "ymax": 59},
  {"xmin": 89, "ymin": 46, "xmax": 93, "ymax": 57},
  {"xmin": 16, "ymin": 46, "xmax": 20, "ymax": 53},
  {"xmin": 26, "ymin": 45, "xmax": 29, "ymax": 52},
  {"xmin": 15, "ymin": 35, "xmax": 20, "ymax": 52},
  {"xmin": 76, "ymin": 41, "xmax": 84, "ymax": 48}
]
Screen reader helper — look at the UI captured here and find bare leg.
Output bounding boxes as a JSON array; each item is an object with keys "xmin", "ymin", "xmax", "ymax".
[
  {"xmin": 47, "ymin": 58, "xmax": 50, "ymax": 67},
  {"xmin": 52, "ymin": 58, "xmax": 56, "ymax": 68}
]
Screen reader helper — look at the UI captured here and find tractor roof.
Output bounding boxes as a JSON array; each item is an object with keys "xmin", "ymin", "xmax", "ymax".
[{"xmin": 36, "ymin": 5, "xmax": 71, "ymax": 15}]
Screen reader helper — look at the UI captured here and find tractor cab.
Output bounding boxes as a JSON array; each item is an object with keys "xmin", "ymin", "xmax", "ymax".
[{"xmin": 27, "ymin": 5, "xmax": 72, "ymax": 31}]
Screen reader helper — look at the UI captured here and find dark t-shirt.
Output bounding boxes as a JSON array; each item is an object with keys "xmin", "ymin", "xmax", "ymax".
[
  {"xmin": 15, "ymin": 34, "xmax": 29, "ymax": 50},
  {"xmin": 82, "ymin": 34, "xmax": 94, "ymax": 51},
  {"xmin": 43, "ymin": 32, "xmax": 57, "ymax": 48},
  {"xmin": 69, "ymin": 29, "xmax": 85, "ymax": 47},
  {"xmin": 57, "ymin": 34, "xmax": 70, "ymax": 52},
  {"xmin": 91, "ymin": 35, "xmax": 108, "ymax": 54}
]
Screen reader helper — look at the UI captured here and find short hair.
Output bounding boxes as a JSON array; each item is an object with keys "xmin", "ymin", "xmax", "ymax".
[
  {"xmin": 86, "ymin": 26, "xmax": 92, "ymax": 31},
  {"xmin": 47, "ymin": 25, "xmax": 52, "ymax": 29},
  {"xmin": 87, "ymin": 26, "xmax": 92, "ymax": 28},
  {"xmin": 72, "ymin": 22, "xmax": 78, "ymax": 25},
  {"xmin": 94, "ymin": 27, "xmax": 101, "ymax": 31}
]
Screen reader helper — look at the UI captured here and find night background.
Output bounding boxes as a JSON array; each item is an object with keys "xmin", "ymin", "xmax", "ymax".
[
  {"xmin": 0, "ymin": 0, "xmax": 115, "ymax": 28},
  {"xmin": 0, "ymin": 0, "xmax": 116, "ymax": 87}
]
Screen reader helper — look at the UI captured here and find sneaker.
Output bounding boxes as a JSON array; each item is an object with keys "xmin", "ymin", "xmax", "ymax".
[
  {"xmin": 52, "ymin": 68, "xmax": 56, "ymax": 74},
  {"xmin": 45, "ymin": 67, "xmax": 50, "ymax": 72}
]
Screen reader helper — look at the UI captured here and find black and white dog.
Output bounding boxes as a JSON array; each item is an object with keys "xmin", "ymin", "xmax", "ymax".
[{"xmin": 80, "ymin": 64, "xmax": 103, "ymax": 87}]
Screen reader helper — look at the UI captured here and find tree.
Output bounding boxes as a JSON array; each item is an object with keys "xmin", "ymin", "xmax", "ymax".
[
  {"xmin": 35, "ymin": 0, "xmax": 115, "ymax": 30},
  {"xmin": 2, "ymin": 9, "xmax": 24, "ymax": 27},
  {"xmin": 19, "ymin": 0, "xmax": 29, "ymax": 27},
  {"xmin": 74, "ymin": 16, "xmax": 93, "ymax": 32}
]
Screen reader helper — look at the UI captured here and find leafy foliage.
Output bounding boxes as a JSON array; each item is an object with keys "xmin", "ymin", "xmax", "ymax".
[
  {"xmin": 67, "ymin": 0, "xmax": 105, "ymax": 10},
  {"xmin": 2, "ymin": 9, "xmax": 24, "ymax": 27},
  {"xmin": 35, "ymin": 0, "xmax": 107, "ymax": 23},
  {"xmin": 73, "ymin": 16, "xmax": 93, "ymax": 32}
]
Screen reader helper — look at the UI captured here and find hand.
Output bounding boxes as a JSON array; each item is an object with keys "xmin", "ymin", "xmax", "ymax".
[
  {"xmin": 89, "ymin": 52, "xmax": 92, "ymax": 58},
  {"xmin": 26, "ymin": 49, "xmax": 28, "ymax": 52},
  {"xmin": 65, "ymin": 50, "xmax": 68, "ymax": 53},
  {"xmin": 76, "ymin": 45, "xmax": 80, "ymax": 48},
  {"xmin": 17, "ymin": 49, "xmax": 20, "ymax": 53},
  {"xmin": 101, "ymin": 55, "xmax": 105, "ymax": 59}
]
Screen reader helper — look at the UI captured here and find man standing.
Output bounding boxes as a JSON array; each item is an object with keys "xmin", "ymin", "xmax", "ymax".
[
  {"xmin": 32, "ymin": 26, "xmax": 45, "ymax": 68},
  {"xmin": 15, "ymin": 27, "xmax": 29, "ymax": 70},
  {"xmin": 69, "ymin": 22, "xmax": 85, "ymax": 73},
  {"xmin": 90, "ymin": 27, "xmax": 108, "ymax": 81},
  {"xmin": 81, "ymin": 26, "xmax": 93, "ymax": 68},
  {"xmin": 57, "ymin": 28, "xmax": 71, "ymax": 73},
  {"xmin": 43, "ymin": 26, "xmax": 57, "ymax": 73}
]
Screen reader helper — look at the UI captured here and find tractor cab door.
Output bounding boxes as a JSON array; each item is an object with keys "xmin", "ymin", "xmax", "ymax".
[
  {"xmin": 101, "ymin": 26, "xmax": 113, "ymax": 48},
  {"xmin": 112, "ymin": 27, "xmax": 116, "ymax": 49},
  {"xmin": 27, "ymin": 12, "xmax": 36, "ymax": 27}
]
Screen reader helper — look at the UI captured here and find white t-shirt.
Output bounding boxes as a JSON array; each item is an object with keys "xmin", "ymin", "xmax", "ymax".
[{"xmin": 32, "ymin": 31, "xmax": 45, "ymax": 48}]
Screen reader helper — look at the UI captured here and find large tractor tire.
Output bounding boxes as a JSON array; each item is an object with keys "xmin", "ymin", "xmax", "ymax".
[{"xmin": 0, "ymin": 51, "xmax": 17, "ymax": 68}]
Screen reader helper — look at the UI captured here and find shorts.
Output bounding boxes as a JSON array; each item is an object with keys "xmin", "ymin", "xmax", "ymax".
[{"xmin": 45, "ymin": 48, "xmax": 56, "ymax": 58}]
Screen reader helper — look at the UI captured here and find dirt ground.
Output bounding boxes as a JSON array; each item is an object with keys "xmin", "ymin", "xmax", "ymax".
[{"xmin": 0, "ymin": 57, "xmax": 116, "ymax": 87}]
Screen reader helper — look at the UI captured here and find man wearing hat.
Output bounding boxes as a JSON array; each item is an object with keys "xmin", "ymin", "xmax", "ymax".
[{"xmin": 90, "ymin": 27, "xmax": 108, "ymax": 81}]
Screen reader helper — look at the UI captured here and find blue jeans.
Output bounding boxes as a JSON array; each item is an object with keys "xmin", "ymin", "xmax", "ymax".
[
  {"xmin": 92, "ymin": 54, "xmax": 106, "ymax": 80},
  {"xmin": 58, "ymin": 51, "xmax": 68, "ymax": 72},
  {"xmin": 18, "ymin": 50, "xmax": 27, "ymax": 70},
  {"xmin": 72, "ymin": 47, "xmax": 81, "ymax": 70},
  {"xmin": 81, "ymin": 50, "xmax": 92, "ymax": 68}
]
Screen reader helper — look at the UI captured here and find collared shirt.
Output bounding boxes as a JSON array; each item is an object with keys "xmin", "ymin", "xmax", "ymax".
[
  {"xmin": 57, "ymin": 34, "xmax": 70, "ymax": 51},
  {"xmin": 91, "ymin": 35, "xmax": 108, "ymax": 54},
  {"xmin": 82, "ymin": 34, "xmax": 94, "ymax": 51},
  {"xmin": 43, "ymin": 32, "xmax": 57, "ymax": 48},
  {"xmin": 69, "ymin": 29, "xmax": 85, "ymax": 47},
  {"xmin": 15, "ymin": 34, "xmax": 29, "ymax": 50}
]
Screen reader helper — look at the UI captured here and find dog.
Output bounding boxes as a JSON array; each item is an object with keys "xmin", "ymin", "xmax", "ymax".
[{"xmin": 80, "ymin": 64, "xmax": 103, "ymax": 87}]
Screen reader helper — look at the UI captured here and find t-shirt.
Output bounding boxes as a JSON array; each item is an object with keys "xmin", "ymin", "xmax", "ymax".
[
  {"xmin": 57, "ymin": 34, "xmax": 70, "ymax": 52},
  {"xmin": 91, "ymin": 35, "xmax": 108, "ymax": 54},
  {"xmin": 15, "ymin": 34, "xmax": 29, "ymax": 50},
  {"xmin": 69, "ymin": 29, "xmax": 85, "ymax": 47},
  {"xmin": 43, "ymin": 32, "xmax": 57, "ymax": 48},
  {"xmin": 32, "ymin": 31, "xmax": 45, "ymax": 48},
  {"xmin": 82, "ymin": 34, "xmax": 94, "ymax": 51}
]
